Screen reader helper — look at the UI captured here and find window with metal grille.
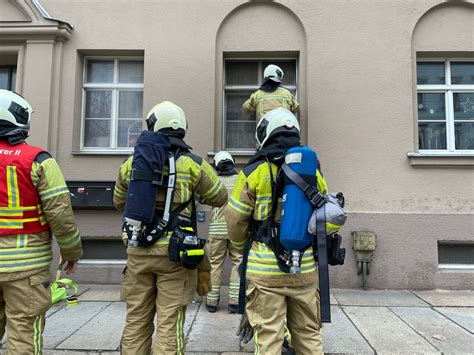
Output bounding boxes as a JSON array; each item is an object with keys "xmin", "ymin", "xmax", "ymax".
[{"xmin": 223, "ymin": 59, "xmax": 297, "ymax": 151}]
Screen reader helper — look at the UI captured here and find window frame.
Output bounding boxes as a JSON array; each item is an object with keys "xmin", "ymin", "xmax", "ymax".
[
  {"xmin": 80, "ymin": 56, "xmax": 144, "ymax": 153},
  {"xmin": 416, "ymin": 58, "xmax": 474, "ymax": 155},
  {"xmin": 223, "ymin": 58, "xmax": 298, "ymax": 152},
  {"xmin": 0, "ymin": 65, "xmax": 17, "ymax": 91}
]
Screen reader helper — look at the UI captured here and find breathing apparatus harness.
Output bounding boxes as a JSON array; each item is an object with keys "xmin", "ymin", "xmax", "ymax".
[
  {"xmin": 237, "ymin": 151, "xmax": 346, "ymax": 322},
  {"xmin": 123, "ymin": 131, "xmax": 205, "ymax": 269}
]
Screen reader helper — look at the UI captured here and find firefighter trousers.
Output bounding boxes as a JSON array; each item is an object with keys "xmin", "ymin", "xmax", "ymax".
[
  {"xmin": 120, "ymin": 253, "xmax": 197, "ymax": 355},
  {"xmin": 206, "ymin": 237, "xmax": 241, "ymax": 307},
  {"xmin": 246, "ymin": 280, "xmax": 323, "ymax": 355},
  {"xmin": 0, "ymin": 268, "xmax": 52, "ymax": 355}
]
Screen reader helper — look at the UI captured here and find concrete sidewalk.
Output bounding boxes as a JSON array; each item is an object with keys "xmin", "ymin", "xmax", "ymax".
[{"xmin": 2, "ymin": 286, "xmax": 473, "ymax": 354}]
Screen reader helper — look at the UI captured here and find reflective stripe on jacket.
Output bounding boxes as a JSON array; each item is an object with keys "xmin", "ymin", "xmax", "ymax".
[
  {"xmin": 0, "ymin": 141, "xmax": 82, "ymax": 276},
  {"xmin": 224, "ymin": 160, "xmax": 328, "ymax": 287},
  {"xmin": 242, "ymin": 87, "xmax": 299, "ymax": 119},
  {"xmin": 114, "ymin": 152, "xmax": 228, "ymax": 256},
  {"xmin": 209, "ymin": 174, "xmax": 237, "ymax": 239}
]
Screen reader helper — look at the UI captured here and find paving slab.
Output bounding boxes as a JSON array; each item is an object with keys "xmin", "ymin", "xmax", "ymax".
[
  {"xmin": 186, "ymin": 301, "xmax": 241, "ymax": 352},
  {"xmin": 57, "ymin": 302, "xmax": 126, "ymax": 350},
  {"xmin": 323, "ymin": 306, "xmax": 374, "ymax": 354},
  {"xmin": 43, "ymin": 301, "xmax": 111, "ymax": 349},
  {"xmin": 435, "ymin": 307, "xmax": 474, "ymax": 333},
  {"xmin": 184, "ymin": 301, "xmax": 200, "ymax": 338},
  {"xmin": 391, "ymin": 306, "xmax": 474, "ymax": 353},
  {"xmin": 78, "ymin": 284, "xmax": 122, "ymax": 302},
  {"xmin": 413, "ymin": 290, "xmax": 474, "ymax": 307},
  {"xmin": 343, "ymin": 306, "xmax": 439, "ymax": 353},
  {"xmin": 333, "ymin": 289, "xmax": 429, "ymax": 307}
]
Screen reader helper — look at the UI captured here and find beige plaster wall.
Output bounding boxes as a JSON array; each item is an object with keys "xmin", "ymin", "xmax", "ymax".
[{"xmin": 3, "ymin": 0, "xmax": 473, "ymax": 288}]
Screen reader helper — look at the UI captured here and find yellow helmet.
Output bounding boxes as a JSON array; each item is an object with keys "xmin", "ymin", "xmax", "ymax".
[
  {"xmin": 256, "ymin": 108, "xmax": 300, "ymax": 149},
  {"xmin": 263, "ymin": 64, "xmax": 284, "ymax": 83},
  {"xmin": 145, "ymin": 101, "xmax": 187, "ymax": 134},
  {"xmin": 214, "ymin": 151, "xmax": 235, "ymax": 167},
  {"xmin": 0, "ymin": 89, "xmax": 33, "ymax": 139}
]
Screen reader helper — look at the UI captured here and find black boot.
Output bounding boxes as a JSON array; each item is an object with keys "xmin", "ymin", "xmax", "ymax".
[
  {"xmin": 228, "ymin": 304, "xmax": 239, "ymax": 314},
  {"xmin": 206, "ymin": 303, "xmax": 218, "ymax": 313}
]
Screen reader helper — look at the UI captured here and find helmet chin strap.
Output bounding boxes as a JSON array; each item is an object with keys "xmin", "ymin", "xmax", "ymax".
[{"xmin": 7, "ymin": 131, "xmax": 28, "ymax": 145}]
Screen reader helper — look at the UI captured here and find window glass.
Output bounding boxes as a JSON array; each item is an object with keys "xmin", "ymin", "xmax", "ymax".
[
  {"xmin": 418, "ymin": 122, "xmax": 447, "ymax": 150},
  {"xmin": 86, "ymin": 60, "xmax": 114, "ymax": 83},
  {"xmin": 226, "ymin": 92, "xmax": 256, "ymax": 121},
  {"xmin": 85, "ymin": 91, "xmax": 112, "ymax": 118},
  {"xmin": 454, "ymin": 123, "xmax": 474, "ymax": 150},
  {"xmin": 417, "ymin": 93, "xmax": 445, "ymax": 120},
  {"xmin": 453, "ymin": 93, "xmax": 474, "ymax": 121},
  {"xmin": 119, "ymin": 91, "xmax": 143, "ymax": 118},
  {"xmin": 225, "ymin": 61, "xmax": 258, "ymax": 86},
  {"xmin": 416, "ymin": 62, "xmax": 445, "ymax": 85},
  {"xmin": 84, "ymin": 120, "xmax": 111, "ymax": 147},
  {"xmin": 226, "ymin": 122, "xmax": 256, "ymax": 149},
  {"xmin": 11, "ymin": 69, "xmax": 16, "ymax": 91},
  {"xmin": 118, "ymin": 120, "xmax": 142, "ymax": 148},
  {"xmin": 119, "ymin": 60, "xmax": 144, "ymax": 83},
  {"xmin": 450, "ymin": 62, "xmax": 474, "ymax": 85},
  {"xmin": 262, "ymin": 61, "xmax": 296, "ymax": 86},
  {"xmin": 0, "ymin": 69, "xmax": 9, "ymax": 90}
]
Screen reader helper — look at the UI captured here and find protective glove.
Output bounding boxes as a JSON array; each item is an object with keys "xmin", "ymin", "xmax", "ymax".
[
  {"xmin": 236, "ymin": 311, "xmax": 254, "ymax": 344},
  {"xmin": 196, "ymin": 270, "xmax": 211, "ymax": 296}
]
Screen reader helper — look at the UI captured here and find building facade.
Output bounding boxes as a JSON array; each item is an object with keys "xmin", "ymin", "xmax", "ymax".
[{"xmin": 1, "ymin": 0, "xmax": 473, "ymax": 289}]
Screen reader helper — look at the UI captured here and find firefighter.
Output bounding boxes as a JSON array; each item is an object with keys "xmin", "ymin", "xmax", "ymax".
[
  {"xmin": 114, "ymin": 101, "xmax": 227, "ymax": 355},
  {"xmin": 0, "ymin": 89, "xmax": 82, "ymax": 354},
  {"xmin": 243, "ymin": 64, "xmax": 299, "ymax": 120},
  {"xmin": 205, "ymin": 151, "xmax": 242, "ymax": 313},
  {"xmin": 225, "ymin": 108, "xmax": 327, "ymax": 354}
]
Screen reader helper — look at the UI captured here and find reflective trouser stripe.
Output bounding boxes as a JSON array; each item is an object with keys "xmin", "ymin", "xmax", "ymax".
[
  {"xmin": 33, "ymin": 314, "xmax": 44, "ymax": 355},
  {"xmin": 254, "ymin": 327, "xmax": 260, "ymax": 355},
  {"xmin": 176, "ymin": 306, "xmax": 185, "ymax": 355}
]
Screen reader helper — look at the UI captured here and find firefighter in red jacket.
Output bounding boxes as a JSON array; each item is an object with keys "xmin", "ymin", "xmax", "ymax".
[{"xmin": 0, "ymin": 90, "xmax": 82, "ymax": 354}]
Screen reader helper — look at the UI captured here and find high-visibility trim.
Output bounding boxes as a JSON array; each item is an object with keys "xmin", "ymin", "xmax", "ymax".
[
  {"xmin": 254, "ymin": 327, "xmax": 261, "ymax": 355},
  {"xmin": 38, "ymin": 185, "xmax": 69, "ymax": 200},
  {"xmin": 176, "ymin": 173, "xmax": 192, "ymax": 183},
  {"xmin": 34, "ymin": 314, "xmax": 44, "ymax": 355},
  {"xmin": 0, "ymin": 221, "xmax": 23, "ymax": 228},
  {"xmin": 256, "ymin": 195, "xmax": 272, "ymax": 202},
  {"xmin": 0, "ymin": 210, "xmax": 23, "ymax": 216},
  {"xmin": 176, "ymin": 306, "xmax": 185, "ymax": 355},
  {"xmin": 7, "ymin": 166, "xmax": 20, "ymax": 207},
  {"xmin": 156, "ymin": 235, "xmax": 171, "ymax": 245},
  {"xmin": 201, "ymin": 179, "xmax": 223, "ymax": 200},
  {"xmin": 257, "ymin": 203, "xmax": 267, "ymax": 220},
  {"xmin": 57, "ymin": 230, "xmax": 81, "ymax": 249},
  {"xmin": 0, "ymin": 245, "xmax": 51, "ymax": 259},
  {"xmin": 206, "ymin": 294, "xmax": 220, "ymax": 301},
  {"xmin": 0, "ymin": 206, "xmax": 37, "ymax": 211},
  {"xmin": 180, "ymin": 249, "xmax": 204, "ymax": 257},
  {"xmin": 228, "ymin": 198, "xmax": 252, "ymax": 216},
  {"xmin": 327, "ymin": 222, "xmax": 342, "ymax": 234},
  {"xmin": 0, "ymin": 255, "xmax": 52, "ymax": 272},
  {"xmin": 247, "ymin": 263, "xmax": 316, "ymax": 275}
]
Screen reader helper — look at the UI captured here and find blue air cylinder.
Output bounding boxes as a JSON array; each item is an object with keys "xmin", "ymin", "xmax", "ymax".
[{"xmin": 280, "ymin": 146, "xmax": 318, "ymax": 272}]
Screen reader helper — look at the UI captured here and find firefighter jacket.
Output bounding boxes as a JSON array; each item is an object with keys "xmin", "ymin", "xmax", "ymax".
[
  {"xmin": 208, "ymin": 174, "xmax": 237, "ymax": 241},
  {"xmin": 242, "ymin": 87, "xmax": 299, "ymax": 120},
  {"xmin": 114, "ymin": 151, "xmax": 228, "ymax": 261},
  {"xmin": 224, "ymin": 160, "xmax": 328, "ymax": 288},
  {"xmin": 0, "ymin": 140, "xmax": 82, "ymax": 281}
]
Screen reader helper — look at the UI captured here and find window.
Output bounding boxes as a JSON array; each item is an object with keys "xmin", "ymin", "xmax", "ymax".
[
  {"xmin": 81, "ymin": 58, "xmax": 144, "ymax": 151},
  {"xmin": 0, "ymin": 66, "xmax": 16, "ymax": 91},
  {"xmin": 416, "ymin": 60, "xmax": 474, "ymax": 152},
  {"xmin": 224, "ymin": 59, "xmax": 297, "ymax": 150}
]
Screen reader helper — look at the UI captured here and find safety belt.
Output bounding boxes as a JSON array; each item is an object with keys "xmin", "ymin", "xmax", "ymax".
[{"xmin": 282, "ymin": 163, "xmax": 332, "ymax": 323}]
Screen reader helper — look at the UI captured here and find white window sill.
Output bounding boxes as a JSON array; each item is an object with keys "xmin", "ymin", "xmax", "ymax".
[
  {"xmin": 407, "ymin": 151, "xmax": 474, "ymax": 167},
  {"xmin": 438, "ymin": 264, "xmax": 474, "ymax": 273},
  {"xmin": 72, "ymin": 150, "xmax": 133, "ymax": 156}
]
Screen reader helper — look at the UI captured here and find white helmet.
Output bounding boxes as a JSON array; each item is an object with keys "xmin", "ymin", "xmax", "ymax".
[
  {"xmin": 256, "ymin": 108, "xmax": 300, "ymax": 149},
  {"xmin": 146, "ymin": 101, "xmax": 187, "ymax": 134},
  {"xmin": 263, "ymin": 64, "xmax": 284, "ymax": 83},
  {"xmin": 0, "ymin": 89, "xmax": 33, "ymax": 139},
  {"xmin": 214, "ymin": 151, "xmax": 235, "ymax": 167}
]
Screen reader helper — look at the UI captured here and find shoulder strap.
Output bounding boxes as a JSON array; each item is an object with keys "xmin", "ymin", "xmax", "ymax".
[{"xmin": 281, "ymin": 163, "xmax": 327, "ymax": 208}]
